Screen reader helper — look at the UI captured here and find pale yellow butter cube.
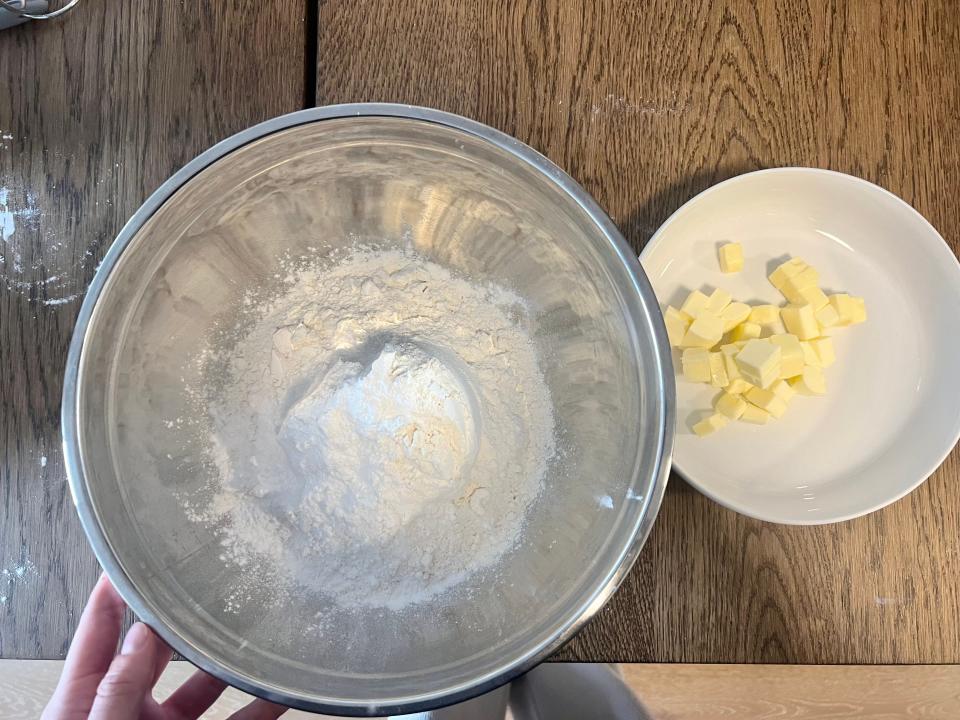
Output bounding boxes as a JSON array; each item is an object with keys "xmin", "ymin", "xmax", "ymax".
[
  {"xmin": 796, "ymin": 265, "xmax": 819, "ymax": 286},
  {"xmin": 722, "ymin": 342, "xmax": 749, "ymax": 364},
  {"xmin": 735, "ymin": 339, "xmax": 782, "ymax": 389},
  {"xmin": 748, "ymin": 305, "xmax": 781, "ymax": 326},
  {"xmin": 718, "ymin": 243, "xmax": 744, "ymax": 273},
  {"xmin": 745, "ymin": 387, "xmax": 788, "ymax": 419},
  {"xmin": 663, "ymin": 306, "xmax": 692, "ymax": 347},
  {"xmin": 789, "ymin": 366, "xmax": 827, "ymax": 395},
  {"xmin": 790, "ymin": 284, "xmax": 829, "ymax": 309},
  {"xmin": 709, "ymin": 352, "xmax": 729, "ymax": 388},
  {"xmin": 814, "ymin": 303, "xmax": 840, "ymax": 329},
  {"xmin": 681, "ymin": 289, "xmax": 710, "ymax": 318},
  {"xmin": 828, "ymin": 293, "xmax": 856, "ymax": 325},
  {"xmin": 770, "ymin": 378, "xmax": 796, "ymax": 403},
  {"xmin": 704, "ymin": 288, "xmax": 733, "ymax": 315},
  {"xmin": 768, "ymin": 258, "xmax": 807, "ymax": 290},
  {"xmin": 848, "ymin": 297, "xmax": 867, "ymax": 324},
  {"xmin": 681, "ymin": 348, "xmax": 712, "ymax": 383},
  {"xmin": 681, "ymin": 313, "xmax": 724, "ymax": 348},
  {"xmin": 692, "ymin": 413, "xmax": 730, "ymax": 437},
  {"xmin": 739, "ymin": 403, "xmax": 771, "ymax": 424},
  {"xmin": 715, "ymin": 392, "xmax": 747, "ymax": 419},
  {"xmin": 721, "ymin": 348, "xmax": 741, "ymax": 382},
  {"xmin": 808, "ymin": 337, "xmax": 836, "ymax": 367},
  {"xmin": 800, "ymin": 341, "xmax": 822, "ymax": 367},
  {"xmin": 770, "ymin": 333, "xmax": 804, "ymax": 378},
  {"xmin": 726, "ymin": 378, "xmax": 753, "ymax": 395},
  {"xmin": 721, "ymin": 302, "xmax": 751, "ymax": 332},
  {"xmin": 779, "ymin": 265, "xmax": 820, "ymax": 302},
  {"xmin": 780, "ymin": 303, "xmax": 819, "ymax": 340},
  {"xmin": 730, "ymin": 321, "xmax": 762, "ymax": 341}
]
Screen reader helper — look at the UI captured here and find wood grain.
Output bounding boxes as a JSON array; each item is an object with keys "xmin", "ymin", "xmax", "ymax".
[
  {"xmin": 2, "ymin": 660, "xmax": 957, "ymax": 719},
  {"xmin": 316, "ymin": 0, "xmax": 960, "ymax": 663},
  {"xmin": 621, "ymin": 664, "xmax": 960, "ymax": 719},
  {"xmin": 0, "ymin": 0, "xmax": 305, "ymax": 658}
]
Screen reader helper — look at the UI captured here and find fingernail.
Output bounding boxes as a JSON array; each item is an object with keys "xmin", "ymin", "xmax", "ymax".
[{"xmin": 121, "ymin": 623, "xmax": 149, "ymax": 655}]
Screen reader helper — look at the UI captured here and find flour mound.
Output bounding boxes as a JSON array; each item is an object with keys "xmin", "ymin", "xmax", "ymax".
[{"xmin": 198, "ymin": 248, "xmax": 555, "ymax": 609}]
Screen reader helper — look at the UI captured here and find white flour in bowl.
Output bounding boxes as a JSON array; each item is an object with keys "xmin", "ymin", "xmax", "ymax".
[{"xmin": 193, "ymin": 248, "xmax": 555, "ymax": 609}]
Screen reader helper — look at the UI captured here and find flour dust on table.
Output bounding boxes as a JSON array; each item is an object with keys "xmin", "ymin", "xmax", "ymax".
[{"xmin": 185, "ymin": 247, "xmax": 556, "ymax": 610}]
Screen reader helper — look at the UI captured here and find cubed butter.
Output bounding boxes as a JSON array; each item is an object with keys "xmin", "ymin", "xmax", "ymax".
[
  {"xmin": 721, "ymin": 347, "xmax": 741, "ymax": 381},
  {"xmin": 745, "ymin": 386, "xmax": 788, "ymax": 419},
  {"xmin": 848, "ymin": 297, "xmax": 867, "ymax": 324},
  {"xmin": 780, "ymin": 303, "xmax": 819, "ymax": 340},
  {"xmin": 735, "ymin": 339, "xmax": 782, "ymax": 389},
  {"xmin": 748, "ymin": 305, "xmax": 781, "ymax": 326},
  {"xmin": 692, "ymin": 413, "xmax": 730, "ymax": 437},
  {"xmin": 681, "ymin": 348, "xmax": 712, "ymax": 383},
  {"xmin": 718, "ymin": 243, "xmax": 744, "ymax": 273},
  {"xmin": 829, "ymin": 294, "xmax": 866, "ymax": 325},
  {"xmin": 796, "ymin": 266, "xmax": 820, "ymax": 287},
  {"xmin": 726, "ymin": 378, "xmax": 753, "ymax": 395},
  {"xmin": 715, "ymin": 392, "xmax": 747, "ymax": 419},
  {"xmin": 770, "ymin": 378, "xmax": 796, "ymax": 403},
  {"xmin": 730, "ymin": 321, "xmax": 762, "ymax": 341},
  {"xmin": 739, "ymin": 403, "xmax": 771, "ymax": 424},
  {"xmin": 709, "ymin": 352, "xmax": 729, "ymax": 387},
  {"xmin": 828, "ymin": 293, "xmax": 856, "ymax": 325},
  {"xmin": 768, "ymin": 257, "xmax": 807, "ymax": 290},
  {"xmin": 789, "ymin": 366, "xmax": 827, "ymax": 395},
  {"xmin": 663, "ymin": 306, "xmax": 692, "ymax": 347},
  {"xmin": 770, "ymin": 333, "xmax": 804, "ymax": 378},
  {"xmin": 779, "ymin": 266, "xmax": 820, "ymax": 303},
  {"xmin": 814, "ymin": 303, "xmax": 840, "ymax": 329},
  {"xmin": 704, "ymin": 288, "xmax": 733, "ymax": 315},
  {"xmin": 680, "ymin": 289, "xmax": 710, "ymax": 318},
  {"xmin": 720, "ymin": 302, "xmax": 751, "ymax": 332},
  {"xmin": 790, "ymin": 284, "xmax": 829, "ymax": 309},
  {"xmin": 800, "ymin": 341, "xmax": 821, "ymax": 367},
  {"xmin": 681, "ymin": 313, "xmax": 724, "ymax": 348},
  {"xmin": 684, "ymin": 251, "xmax": 864, "ymax": 436},
  {"xmin": 808, "ymin": 337, "xmax": 836, "ymax": 367}
]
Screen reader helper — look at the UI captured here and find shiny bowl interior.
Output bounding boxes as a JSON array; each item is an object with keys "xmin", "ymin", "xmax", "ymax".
[{"xmin": 64, "ymin": 106, "xmax": 672, "ymax": 715}]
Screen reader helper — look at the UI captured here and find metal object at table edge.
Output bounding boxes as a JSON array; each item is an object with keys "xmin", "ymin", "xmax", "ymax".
[
  {"xmin": 61, "ymin": 103, "xmax": 675, "ymax": 717},
  {"xmin": 0, "ymin": 0, "xmax": 79, "ymax": 20}
]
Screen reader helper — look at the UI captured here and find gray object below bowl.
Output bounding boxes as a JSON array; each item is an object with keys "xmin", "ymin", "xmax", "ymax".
[{"xmin": 0, "ymin": 0, "xmax": 46, "ymax": 29}]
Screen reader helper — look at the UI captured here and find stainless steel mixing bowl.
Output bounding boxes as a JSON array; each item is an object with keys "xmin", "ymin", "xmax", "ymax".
[{"xmin": 62, "ymin": 104, "xmax": 674, "ymax": 716}]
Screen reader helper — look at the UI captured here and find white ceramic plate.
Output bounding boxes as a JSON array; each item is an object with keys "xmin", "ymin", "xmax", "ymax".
[{"xmin": 641, "ymin": 168, "xmax": 960, "ymax": 524}]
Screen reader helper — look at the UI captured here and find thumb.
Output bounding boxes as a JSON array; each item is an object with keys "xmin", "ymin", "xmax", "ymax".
[{"xmin": 88, "ymin": 623, "xmax": 158, "ymax": 720}]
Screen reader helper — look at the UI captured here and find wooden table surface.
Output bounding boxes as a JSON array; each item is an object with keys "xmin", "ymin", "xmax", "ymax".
[{"xmin": 2, "ymin": 0, "xmax": 958, "ymax": 664}]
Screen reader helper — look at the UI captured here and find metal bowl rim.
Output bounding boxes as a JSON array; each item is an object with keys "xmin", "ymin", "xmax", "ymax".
[{"xmin": 61, "ymin": 103, "xmax": 675, "ymax": 716}]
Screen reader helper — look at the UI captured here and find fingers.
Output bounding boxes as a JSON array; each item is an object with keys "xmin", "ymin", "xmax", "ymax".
[
  {"xmin": 63, "ymin": 574, "xmax": 126, "ymax": 679},
  {"xmin": 151, "ymin": 639, "xmax": 174, "ymax": 686},
  {"xmin": 42, "ymin": 573, "xmax": 286, "ymax": 720},
  {"xmin": 87, "ymin": 622, "xmax": 158, "ymax": 720},
  {"xmin": 161, "ymin": 669, "xmax": 227, "ymax": 720},
  {"xmin": 226, "ymin": 699, "xmax": 288, "ymax": 720},
  {"xmin": 43, "ymin": 573, "xmax": 126, "ymax": 720}
]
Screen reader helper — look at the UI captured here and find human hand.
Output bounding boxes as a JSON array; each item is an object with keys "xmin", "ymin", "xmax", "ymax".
[{"xmin": 42, "ymin": 573, "xmax": 287, "ymax": 720}]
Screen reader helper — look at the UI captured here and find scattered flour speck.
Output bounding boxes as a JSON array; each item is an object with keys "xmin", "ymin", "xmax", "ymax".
[{"xmin": 0, "ymin": 556, "xmax": 38, "ymax": 605}]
